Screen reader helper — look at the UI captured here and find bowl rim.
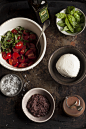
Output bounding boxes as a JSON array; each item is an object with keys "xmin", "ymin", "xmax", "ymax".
[
  {"xmin": 0, "ymin": 74, "xmax": 23, "ymax": 97},
  {"xmin": 48, "ymin": 45, "xmax": 86, "ymax": 85},
  {"xmin": 22, "ymin": 87, "xmax": 55, "ymax": 123},
  {"xmin": 56, "ymin": 8, "xmax": 86, "ymax": 36},
  {"xmin": 0, "ymin": 17, "xmax": 46, "ymax": 71}
]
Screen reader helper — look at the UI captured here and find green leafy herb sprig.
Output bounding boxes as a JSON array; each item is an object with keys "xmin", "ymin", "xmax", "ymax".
[
  {"xmin": 55, "ymin": 6, "xmax": 85, "ymax": 33},
  {"xmin": 0, "ymin": 26, "xmax": 31, "ymax": 53}
]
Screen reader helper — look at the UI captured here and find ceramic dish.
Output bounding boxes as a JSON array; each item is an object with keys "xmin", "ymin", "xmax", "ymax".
[
  {"xmin": 0, "ymin": 17, "xmax": 46, "ymax": 71},
  {"xmin": 56, "ymin": 8, "xmax": 86, "ymax": 36},
  {"xmin": 48, "ymin": 46, "xmax": 86, "ymax": 85},
  {"xmin": 22, "ymin": 88, "xmax": 55, "ymax": 123},
  {"xmin": 0, "ymin": 74, "xmax": 23, "ymax": 97}
]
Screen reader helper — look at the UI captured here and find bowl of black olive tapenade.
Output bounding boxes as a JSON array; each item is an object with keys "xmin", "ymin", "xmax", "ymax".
[{"xmin": 22, "ymin": 88, "xmax": 55, "ymax": 123}]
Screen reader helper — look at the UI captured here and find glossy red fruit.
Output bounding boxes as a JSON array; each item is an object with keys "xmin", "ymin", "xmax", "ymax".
[
  {"xmin": 2, "ymin": 52, "xmax": 7, "ymax": 60},
  {"xmin": 8, "ymin": 59, "xmax": 13, "ymax": 65},
  {"xmin": 29, "ymin": 34, "xmax": 36, "ymax": 40},
  {"xmin": 15, "ymin": 41, "xmax": 23, "ymax": 49},
  {"xmin": 29, "ymin": 43, "xmax": 35, "ymax": 48},
  {"xmin": 25, "ymin": 49, "xmax": 36, "ymax": 59},
  {"xmin": 17, "ymin": 36, "xmax": 21, "ymax": 40},
  {"xmin": 11, "ymin": 29, "xmax": 17, "ymax": 34},
  {"xmin": 13, "ymin": 47, "xmax": 20, "ymax": 53},
  {"xmin": 23, "ymin": 30, "xmax": 28, "ymax": 35},
  {"xmin": 25, "ymin": 58, "xmax": 29, "ymax": 63},
  {"xmin": 28, "ymin": 61, "xmax": 34, "ymax": 66},
  {"xmin": 23, "ymin": 35, "xmax": 29, "ymax": 40},
  {"xmin": 12, "ymin": 59, "xmax": 19, "ymax": 67},
  {"xmin": 27, "ymin": 52, "xmax": 35, "ymax": 59},
  {"xmin": 12, "ymin": 52, "xmax": 20, "ymax": 59},
  {"xmin": 18, "ymin": 63, "xmax": 27, "ymax": 68},
  {"xmin": 25, "ymin": 49, "xmax": 32, "ymax": 56},
  {"xmin": 20, "ymin": 46, "xmax": 26, "ymax": 55},
  {"xmin": 29, "ymin": 43, "xmax": 36, "ymax": 53},
  {"xmin": 6, "ymin": 53, "xmax": 11, "ymax": 59},
  {"xmin": 19, "ymin": 56, "xmax": 25, "ymax": 63}
]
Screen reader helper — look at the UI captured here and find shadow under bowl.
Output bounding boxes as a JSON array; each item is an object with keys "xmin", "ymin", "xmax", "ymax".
[{"xmin": 48, "ymin": 46, "xmax": 86, "ymax": 85}]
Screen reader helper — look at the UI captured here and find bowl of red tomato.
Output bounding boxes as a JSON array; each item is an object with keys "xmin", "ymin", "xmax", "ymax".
[{"xmin": 0, "ymin": 17, "xmax": 46, "ymax": 71}]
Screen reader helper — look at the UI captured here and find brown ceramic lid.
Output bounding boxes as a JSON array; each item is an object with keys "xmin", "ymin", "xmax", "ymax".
[{"xmin": 63, "ymin": 95, "xmax": 85, "ymax": 117}]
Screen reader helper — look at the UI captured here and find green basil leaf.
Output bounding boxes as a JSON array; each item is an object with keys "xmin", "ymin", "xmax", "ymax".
[
  {"xmin": 66, "ymin": 6, "xmax": 75, "ymax": 14},
  {"xmin": 65, "ymin": 17, "xmax": 74, "ymax": 32},
  {"xmin": 62, "ymin": 26, "xmax": 69, "ymax": 31},
  {"xmin": 57, "ymin": 20, "xmax": 65, "ymax": 27},
  {"xmin": 75, "ymin": 26, "xmax": 83, "ymax": 32},
  {"xmin": 74, "ymin": 12, "xmax": 80, "ymax": 23},
  {"xmin": 67, "ymin": 14, "xmax": 76, "ymax": 28},
  {"xmin": 80, "ymin": 14, "xmax": 85, "ymax": 23},
  {"xmin": 55, "ymin": 13, "xmax": 66, "ymax": 19}
]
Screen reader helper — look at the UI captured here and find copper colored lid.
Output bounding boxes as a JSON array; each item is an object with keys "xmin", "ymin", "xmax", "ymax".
[{"xmin": 63, "ymin": 95, "xmax": 85, "ymax": 117}]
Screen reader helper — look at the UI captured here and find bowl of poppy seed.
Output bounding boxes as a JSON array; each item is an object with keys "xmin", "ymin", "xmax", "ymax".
[
  {"xmin": 0, "ymin": 74, "xmax": 23, "ymax": 97},
  {"xmin": 22, "ymin": 88, "xmax": 55, "ymax": 123}
]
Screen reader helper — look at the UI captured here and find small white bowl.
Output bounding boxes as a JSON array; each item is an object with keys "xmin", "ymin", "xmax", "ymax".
[
  {"xmin": 56, "ymin": 8, "xmax": 86, "ymax": 36},
  {"xmin": 0, "ymin": 17, "xmax": 46, "ymax": 71},
  {"xmin": 22, "ymin": 88, "xmax": 55, "ymax": 123}
]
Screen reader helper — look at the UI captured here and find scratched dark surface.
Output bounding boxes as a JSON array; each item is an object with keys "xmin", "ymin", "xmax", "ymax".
[{"xmin": 0, "ymin": 0, "xmax": 86, "ymax": 129}]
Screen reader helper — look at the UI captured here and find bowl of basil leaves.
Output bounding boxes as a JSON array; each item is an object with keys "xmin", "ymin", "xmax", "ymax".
[{"xmin": 55, "ymin": 6, "xmax": 86, "ymax": 36}]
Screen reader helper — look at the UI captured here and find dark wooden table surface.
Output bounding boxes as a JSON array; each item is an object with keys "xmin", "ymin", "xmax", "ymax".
[{"xmin": 0, "ymin": 0, "xmax": 86, "ymax": 129}]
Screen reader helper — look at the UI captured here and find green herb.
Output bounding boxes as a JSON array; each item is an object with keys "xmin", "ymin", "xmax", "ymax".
[
  {"xmin": 55, "ymin": 6, "xmax": 84, "ymax": 34},
  {"xmin": 65, "ymin": 17, "xmax": 74, "ymax": 32},
  {"xmin": 57, "ymin": 20, "xmax": 65, "ymax": 27},
  {"xmin": 21, "ymin": 55, "xmax": 23, "ymax": 59},
  {"xmin": 66, "ymin": 6, "xmax": 75, "ymax": 14},
  {"xmin": 55, "ymin": 13, "xmax": 66, "ymax": 19},
  {"xmin": 74, "ymin": 12, "xmax": 80, "ymax": 23},
  {"xmin": 62, "ymin": 26, "xmax": 69, "ymax": 31}
]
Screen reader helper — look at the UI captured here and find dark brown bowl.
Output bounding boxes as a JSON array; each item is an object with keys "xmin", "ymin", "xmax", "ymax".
[{"xmin": 48, "ymin": 46, "xmax": 86, "ymax": 85}]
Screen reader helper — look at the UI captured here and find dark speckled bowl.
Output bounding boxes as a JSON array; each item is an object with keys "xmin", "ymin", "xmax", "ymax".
[{"xmin": 48, "ymin": 46, "xmax": 86, "ymax": 85}]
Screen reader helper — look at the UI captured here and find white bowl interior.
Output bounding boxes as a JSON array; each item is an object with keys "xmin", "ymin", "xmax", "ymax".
[
  {"xmin": 22, "ymin": 88, "xmax": 55, "ymax": 123},
  {"xmin": 0, "ymin": 17, "xmax": 46, "ymax": 71},
  {"xmin": 56, "ymin": 8, "xmax": 86, "ymax": 36}
]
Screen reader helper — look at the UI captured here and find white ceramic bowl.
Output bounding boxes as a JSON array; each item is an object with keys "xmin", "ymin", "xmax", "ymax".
[
  {"xmin": 22, "ymin": 88, "xmax": 55, "ymax": 123},
  {"xmin": 0, "ymin": 17, "xmax": 46, "ymax": 71},
  {"xmin": 56, "ymin": 8, "xmax": 86, "ymax": 36}
]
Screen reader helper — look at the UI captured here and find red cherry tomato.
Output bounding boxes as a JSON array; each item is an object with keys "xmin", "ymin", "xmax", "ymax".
[
  {"xmin": 12, "ymin": 59, "xmax": 19, "ymax": 67},
  {"xmin": 18, "ymin": 63, "xmax": 27, "ymax": 68},
  {"xmin": 29, "ymin": 43, "xmax": 36, "ymax": 53},
  {"xmin": 20, "ymin": 46, "xmax": 26, "ymax": 55},
  {"xmin": 19, "ymin": 56, "xmax": 25, "ymax": 63},
  {"xmin": 28, "ymin": 61, "xmax": 34, "ymax": 66},
  {"xmin": 12, "ymin": 52, "xmax": 20, "ymax": 59},
  {"xmin": 8, "ymin": 59, "xmax": 13, "ymax": 65},
  {"xmin": 25, "ymin": 50, "xmax": 36, "ymax": 59},
  {"xmin": 13, "ymin": 47, "xmax": 20, "ymax": 53},
  {"xmin": 29, "ymin": 43, "xmax": 35, "ymax": 48},
  {"xmin": 23, "ymin": 35, "xmax": 29, "ymax": 40},
  {"xmin": 29, "ymin": 34, "xmax": 36, "ymax": 40},
  {"xmin": 17, "ymin": 36, "xmax": 21, "ymax": 40},
  {"xmin": 23, "ymin": 30, "xmax": 28, "ymax": 35},
  {"xmin": 2, "ymin": 52, "xmax": 7, "ymax": 60},
  {"xmin": 15, "ymin": 41, "xmax": 23, "ymax": 49},
  {"xmin": 11, "ymin": 29, "xmax": 17, "ymax": 34},
  {"xmin": 25, "ymin": 49, "xmax": 32, "ymax": 56},
  {"xmin": 6, "ymin": 53, "xmax": 11, "ymax": 59}
]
